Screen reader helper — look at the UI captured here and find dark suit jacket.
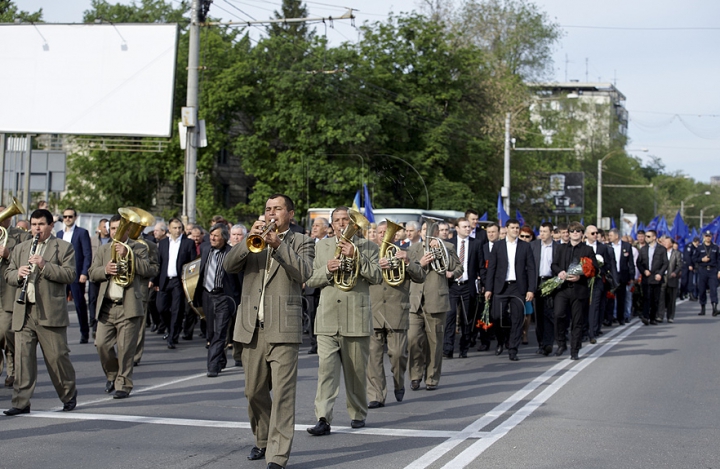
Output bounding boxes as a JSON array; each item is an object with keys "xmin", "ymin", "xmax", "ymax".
[
  {"xmin": 154, "ymin": 235, "xmax": 196, "ymax": 290},
  {"xmin": 485, "ymin": 239, "xmax": 536, "ymax": 296},
  {"xmin": 611, "ymin": 241, "xmax": 635, "ymax": 284},
  {"xmin": 193, "ymin": 242, "xmax": 241, "ymax": 307},
  {"xmin": 551, "ymin": 242, "xmax": 598, "ymax": 299},
  {"xmin": 57, "ymin": 226, "xmax": 92, "ymax": 280},
  {"xmin": 637, "ymin": 243, "xmax": 669, "ymax": 285},
  {"xmin": 665, "ymin": 249, "xmax": 683, "ymax": 288},
  {"xmin": 530, "ymin": 239, "xmax": 557, "ymax": 283},
  {"xmin": 590, "ymin": 242, "xmax": 619, "ymax": 287},
  {"xmin": 479, "ymin": 241, "xmax": 496, "ymax": 289},
  {"xmin": 449, "ymin": 235, "xmax": 483, "ymax": 297}
]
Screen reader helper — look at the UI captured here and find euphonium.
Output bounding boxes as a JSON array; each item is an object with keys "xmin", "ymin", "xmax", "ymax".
[
  {"xmin": 334, "ymin": 209, "xmax": 369, "ymax": 292},
  {"xmin": 0, "ymin": 197, "xmax": 25, "ymax": 248},
  {"xmin": 246, "ymin": 220, "xmax": 277, "ymax": 253},
  {"xmin": 111, "ymin": 207, "xmax": 154, "ymax": 287},
  {"xmin": 380, "ymin": 220, "xmax": 405, "ymax": 286},
  {"xmin": 422, "ymin": 216, "xmax": 449, "ymax": 273}
]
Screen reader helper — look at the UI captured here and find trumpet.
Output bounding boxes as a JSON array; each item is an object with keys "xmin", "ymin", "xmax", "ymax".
[
  {"xmin": 246, "ymin": 220, "xmax": 277, "ymax": 253},
  {"xmin": 380, "ymin": 220, "xmax": 405, "ymax": 286},
  {"xmin": 422, "ymin": 216, "xmax": 449, "ymax": 273}
]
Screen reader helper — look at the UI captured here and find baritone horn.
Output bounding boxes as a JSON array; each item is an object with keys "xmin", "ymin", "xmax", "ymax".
[
  {"xmin": 334, "ymin": 209, "xmax": 369, "ymax": 292},
  {"xmin": 422, "ymin": 216, "xmax": 449, "ymax": 273},
  {"xmin": 246, "ymin": 220, "xmax": 277, "ymax": 253},
  {"xmin": 111, "ymin": 207, "xmax": 155, "ymax": 287},
  {"xmin": 0, "ymin": 197, "xmax": 25, "ymax": 248},
  {"xmin": 380, "ymin": 220, "xmax": 405, "ymax": 286}
]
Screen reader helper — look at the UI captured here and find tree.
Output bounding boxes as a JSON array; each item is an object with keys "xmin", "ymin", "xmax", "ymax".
[
  {"xmin": 267, "ymin": 0, "xmax": 312, "ymax": 40},
  {"xmin": 0, "ymin": 0, "xmax": 42, "ymax": 22}
]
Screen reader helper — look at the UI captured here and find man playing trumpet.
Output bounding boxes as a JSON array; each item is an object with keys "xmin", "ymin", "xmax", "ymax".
[{"xmin": 89, "ymin": 213, "xmax": 156, "ymax": 399}]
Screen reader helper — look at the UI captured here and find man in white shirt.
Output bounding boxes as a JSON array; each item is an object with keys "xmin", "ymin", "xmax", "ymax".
[{"xmin": 531, "ymin": 222, "xmax": 556, "ymax": 355}]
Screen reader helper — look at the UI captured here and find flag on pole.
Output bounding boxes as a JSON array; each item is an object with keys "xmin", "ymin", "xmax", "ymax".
[
  {"xmin": 670, "ymin": 210, "xmax": 688, "ymax": 250},
  {"xmin": 351, "ymin": 190, "xmax": 361, "ymax": 212},
  {"xmin": 611, "ymin": 218, "xmax": 616, "ymax": 229},
  {"xmin": 479, "ymin": 212, "xmax": 488, "ymax": 221},
  {"xmin": 363, "ymin": 184, "xmax": 375, "ymax": 223},
  {"xmin": 497, "ymin": 193, "xmax": 509, "ymax": 226},
  {"xmin": 646, "ymin": 215, "xmax": 659, "ymax": 232},
  {"xmin": 516, "ymin": 209, "xmax": 525, "ymax": 227},
  {"xmin": 631, "ymin": 222, "xmax": 637, "ymax": 240}
]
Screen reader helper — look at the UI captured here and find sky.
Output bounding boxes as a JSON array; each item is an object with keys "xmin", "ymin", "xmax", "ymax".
[{"xmin": 14, "ymin": 0, "xmax": 720, "ymax": 184}]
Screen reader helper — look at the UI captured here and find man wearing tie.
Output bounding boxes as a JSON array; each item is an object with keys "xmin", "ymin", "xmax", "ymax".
[
  {"xmin": 637, "ymin": 230, "xmax": 669, "ymax": 325},
  {"xmin": 531, "ymin": 222, "xmax": 556, "ymax": 355},
  {"xmin": 195, "ymin": 224, "xmax": 240, "ymax": 377},
  {"xmin": 484, "ymin": 219, "xmax": 536, "ymax": 361},
  {"xmin": 57, "ymin": 208, "xmax": 92, "ymax": 343},
  {"xmin": 584, "ymin": 225, "xmax": 618, "ymax": 342},
  {"xmin": 444, "ymin": 217, "xmax": 482, "ymax": 359},
  {"xmin": 606, "ymin": 228, "xmax": 635, "ymax": 326}
]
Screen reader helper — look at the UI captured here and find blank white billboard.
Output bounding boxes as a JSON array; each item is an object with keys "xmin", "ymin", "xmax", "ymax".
[{"xmin": 0, "ymin": 23, "xmax": 178, "ymax": 137}]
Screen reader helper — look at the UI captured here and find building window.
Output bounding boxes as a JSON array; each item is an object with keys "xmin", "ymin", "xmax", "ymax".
[{"xmin": 217, "ymin": 148, "xmax": 228, "ymax": 165}]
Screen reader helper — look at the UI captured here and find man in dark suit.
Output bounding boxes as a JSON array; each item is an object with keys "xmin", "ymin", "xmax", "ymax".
[
  {"xmin": 466, "ymin": 209, "xmax": 488, "ymax": 245},
  {"xmin": 658, "ymin": 235, "xmax": 682, "ymax": 323},
  {"xmin": 444, "ymin": 217, "xmax": 482, "ymax": 358},
  {"xmin": 551, "ymin": 221, "xmax": 599, "ymax": 360},
  {"xmin": 637, "ymin": 229, "xmax": 669, "ymax": 325},
  {"xmin": 57, "ymin": 208, "xmax": 92, "ymax": 343},
  {"xmin": 194, "ymin": 224, "xmax": 240, "ymax": 377},
  {"xmin": 584, "ymin": 225, "xmax": 618, "ymax": 342},
  {"xmin": 484, "ymin": 219, "xmax": 536, "ymax": 361},
  {"xmin": 153, "ymin": 217, "xmax": 195, "ymax": 348},
  {"xmin": 478, "ymin": 223, "xmax": 500, "ymax": 352},
  {"xmin": 606, "ymin": 228, "xmax": 635, "ymax": 326},
  {"xmin": 531, "ymin": 222, "xmax": 556, "ymax": 355}
]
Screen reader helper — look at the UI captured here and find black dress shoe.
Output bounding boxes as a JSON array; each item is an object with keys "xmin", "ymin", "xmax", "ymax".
[
  {"xmin": 555, "ymin": 345, "xmax": 567, "ymax": 357},
  {"xmin": 150, "ymin": 324, "xmax": 159, "ymax": 332},
  {"xmin": 589, "ymin": 338, "xmax": 597, "ymax": 344},
  {"xmin": 267, "ymin": 463, "xmax": 284, "ymax": 469},
  {"xmin": 134, "ymin": 361, "xmax": 140, "ymax": 366},
  {"xmin": 163, "ymin": 333, "xmax": 169, "ymax": 340},
  {"xmin": 536, "ymin": 348, "xmax": 544, "ymax": 355},
  {"xmin": 426, "ymin": 384, "xmax": 437, "ymax": 391},
  {"xmin": 410, "ymin": 380, "xmax": 420, "ymax": 391},
  {"xmin": 477, "ymin": 344, "xmax": 490, "ymax": 352},
  {"xmin": 308, "ymin": 347, "xmax": 317, "ymax": 355},
  {"xmin": 199, "ymin": 332, "xmax": 206, "ymax": 338},
  {"xmin": 63, "ymin": 391, "xmax": 77, "ymax": 411},
  {"xmin": 248, "ymin": 446, "xmax": 266, "ymax": 460},
  {"xmin": 167, "ymin": 342, "xmax": 176, "ymax": 349},
  {"xmin": 113, "ymin": 390, "xmax": 130, "ymax": 399},
  {"xmin": 350, "ymin": 419, "xmax": 365, "ymax": 429},
  {"xmin": 394, "ymin": 388, "xmax": 405, "ymax": 402},
  {"xmin": 207, "ymin": 371, "xmax": 218, "ymax": 378},
  {"xmin": 79, "ymin": 336, "xmax": 89, "ymax": 344},
  {"xmin": 442, "ymin": 352, "xmax": 453, "ymax": 359},
  {"xmin": 570, "ymin": 354, "xmax": 579, "ymax": 360},
  {"xmin": 181, "ymin": 334, "xmax": 193, "ymax": 340},
  {"xmin": 641, "ymin": 317, "xmax": 650, "ymax": 324},
  {"xmin": 4, "ymin": 375, "xmax": 14, "ymax": 387},
  {"xmin": 495, "ymin": 344, "xmax": 504, "ymax": 356},
  {"xmin": 105, "ymin": 380, "xmax": 115, "ymax": 393},
  {"xmin": 307, "ymin": 418, "xmax": 331, "ymax": 436},
  {"xmin": 235, "ymin": 360, "xmax": 243, "ymax": 367},
  {"xmin": 459, "ymin": 351, "xmax": 468, "ymax": 358},
  {"xmin": 368, "ymin": 401, "xmax": 384, "ymax": 409},
  {"xmin": 543, "ymin": 345, "xmax": 553, "ymax": 356},
  {"xmin": 3, "ymin": 405, "xmax": 30, "ymax": 416},
  {"xmin": 157, "ymin": 327, "xmax": 166, "ymax": 335},
  {"xmin": 509, "ymin": 354, "xmax": 519, "ymax": 361}
]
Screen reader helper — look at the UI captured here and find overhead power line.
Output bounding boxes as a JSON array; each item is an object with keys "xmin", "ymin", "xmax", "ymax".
[{"xmin": 561, "ymin": 25, "xmax": 720, "ymax": 31}]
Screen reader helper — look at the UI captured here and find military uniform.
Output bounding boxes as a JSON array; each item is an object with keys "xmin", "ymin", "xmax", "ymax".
[{"xmin": 693, "ymin": 238, "xmax": 720, "ymax": 315}]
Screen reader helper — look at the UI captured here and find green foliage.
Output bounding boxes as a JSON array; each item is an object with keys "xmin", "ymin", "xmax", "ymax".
[
  {"xmin": 83, "ymin": 0, "xmax": 189, "ymax": 23},
  {"xmin": 0, "ymin": 0, "xmax": 42, "ymax": 22},
  {"xmin": 267, "ymin": 0, "xmax": 312, "ymax": 40}
]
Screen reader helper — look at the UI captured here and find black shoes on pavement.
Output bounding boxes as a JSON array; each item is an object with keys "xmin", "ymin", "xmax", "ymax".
[
  {"xmin": 3, "ymin": 405, "xmax": 30, "ymax": 416},
  {"xmin": 248, "ymin": 446, "xmax": 266, "ymax": 460},
  {"xmin": 307, "ymin": 418, "xmax": 331, "ymax": 436}
]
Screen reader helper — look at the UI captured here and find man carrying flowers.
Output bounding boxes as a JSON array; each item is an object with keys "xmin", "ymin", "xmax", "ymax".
[{"xmin": 550, "ymin": 221, "xmax": 599, "ymax": 360}]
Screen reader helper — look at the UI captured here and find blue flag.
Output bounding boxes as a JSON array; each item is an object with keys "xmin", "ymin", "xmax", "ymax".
[
  {"xmin": 670, "ymin": 210, "xmax": 688, "ymax": 250},
  {"xmin": 363, "ymin": 184, "xmax": 375, "ymax": 223},
  {"xmin": 497, "ymin": 193, "xmax": 509, "ymax": 226},
  {"xmin": 646, "ymin": 215, "xmax": 659, "ymax": 232},
  {"xmin": 657, "ymin": 216, "xmax": 669, "ymax": 238},
  {"xmin": 351, "ymin": 190, "xmax": 361, "ymax": 212},
  {"xmin": 516, "ymin": 209, "xmax": 525, "ymax": 227},
  {"xmin": 479, "ymin": 212, "xmax": 488, "ymax": 221},
  {"xmin": 580, "ymin": 217, "xmax": 584, "ymax": 226},
  {"xmin": 638, "ymin": 221, "xmax": 646, "ymax": 232},
  {"xmin": 611, "ymin": 218, "xmax": 616, "ymax": 229},
  {"xmin": 631, "ymin": 222, "xmax": 637, "ymax": 240}
]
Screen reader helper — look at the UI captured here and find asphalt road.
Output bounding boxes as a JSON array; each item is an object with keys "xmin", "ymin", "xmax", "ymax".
[{"xmin": 1, "ymin": 297, "xmax": 718, "ymax": 469}]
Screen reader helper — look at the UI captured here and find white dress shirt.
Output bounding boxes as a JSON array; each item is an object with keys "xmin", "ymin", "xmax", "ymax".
[
  {"xmin": 62, "ymin": 225, "xmax": 75, "ymax": 243},
  {"xmin": 539, "ymin": 241, "xmax": 553, "ymax": 277},
  {"xmin": 167, "ymin": 236, "xmax": 182, "ymax": 278},
  {"xmin": 505, "ymin": 239, "xmax": 517, "ymax": 282}
]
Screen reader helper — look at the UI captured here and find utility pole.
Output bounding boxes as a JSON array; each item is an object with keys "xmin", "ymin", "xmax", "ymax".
[{"xmin": 503, "ymin": 113, "xmax": 511, "ymax": 214}]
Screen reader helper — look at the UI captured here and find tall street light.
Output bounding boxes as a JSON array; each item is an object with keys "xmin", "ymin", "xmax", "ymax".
[
  {"xmin": 597, "ymin": 148, "xmax": 649, "ymax": 227},
  {"xmin": 700, "ymin": 204, "xmax": 718, "ymax": 227},
  {"xmin": 681, "ymin": 191, "xmax": 711, "ymax": 219}
]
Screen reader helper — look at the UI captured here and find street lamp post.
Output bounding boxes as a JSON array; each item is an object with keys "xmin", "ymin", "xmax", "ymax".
[
  {"xmin": 700, "ymin": 204, "xmax": 718, "ymax": 227},
  {"xmin": 597, "ymin": 148, "xmax": 649, "ymax": 227},
  {"xmin": 681, "ymin": 191, "xmax": 711, "ymax": 219}
]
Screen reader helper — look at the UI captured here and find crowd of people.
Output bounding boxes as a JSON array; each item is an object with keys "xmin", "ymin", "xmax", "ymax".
[{"xmin": 1, "ymin": 197, "xmax": 718, "ymax": 469}]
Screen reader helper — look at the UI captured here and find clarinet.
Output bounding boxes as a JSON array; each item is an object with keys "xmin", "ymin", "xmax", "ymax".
[{"xmin": 17, "ymin": 233, "xmax": 41, "ymax": 305}]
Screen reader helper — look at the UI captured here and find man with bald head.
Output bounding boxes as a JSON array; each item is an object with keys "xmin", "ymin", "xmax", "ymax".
[{"xmin": 585, "ymin": 225, "xmax": 617, "ymax": 342}]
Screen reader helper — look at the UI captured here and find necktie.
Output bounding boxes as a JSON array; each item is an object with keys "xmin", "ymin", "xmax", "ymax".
[
  {"xmin": 204, "ymin": 250, "xmax": 218, "ymax": 291},
  {"xmin": 460, "ymin": 239, "xmax": 465, "ymax": 264}
]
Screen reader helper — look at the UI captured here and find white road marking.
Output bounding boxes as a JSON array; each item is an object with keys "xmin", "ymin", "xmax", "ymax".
[
  {"xmin": 404, "ymin": 319, "xmax": 640, "ymax": 469},
  {"xmin": 442, "ymin": 322, "xmax": 642, "ymax": 468}
]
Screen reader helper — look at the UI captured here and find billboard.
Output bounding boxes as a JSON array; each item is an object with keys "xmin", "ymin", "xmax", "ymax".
[
  {"xmin": 0, "ymin": 24, "xmax": 178, "ymax": 137},
  {"xmin": 547, "ymin": 172, "xmax": 584, "ymax": 215}
]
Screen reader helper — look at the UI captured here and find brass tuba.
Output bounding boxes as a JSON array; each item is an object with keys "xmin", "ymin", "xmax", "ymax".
[
  {"xmin": 422, "ymin": 216, "xmax": 449, "ymax": 273},
  {"xmin": 380, "ymin": 220, "xmax": 405, "ymax": 286},
  {"xmin": 111, "ymin": 207, "xmax": 155, "ymax": 287},
  {"xmin": 334, "ymin": 209, "xmax": 369, "ymax": 292},
  {"xmin": 0, "ymin": 197, "xmax": 25, "ymax": 248}
]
